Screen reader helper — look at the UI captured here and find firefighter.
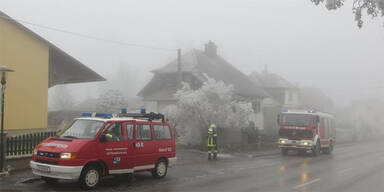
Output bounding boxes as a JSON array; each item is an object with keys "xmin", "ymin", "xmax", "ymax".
[{"xmin": 207, "ymin": 124, "xmax": 218, "ymax": 160}]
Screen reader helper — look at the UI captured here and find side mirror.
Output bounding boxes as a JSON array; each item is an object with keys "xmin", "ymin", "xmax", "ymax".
[{"xmin": 99, "ymin": 135, "xmax": 107, "ymax": 142}]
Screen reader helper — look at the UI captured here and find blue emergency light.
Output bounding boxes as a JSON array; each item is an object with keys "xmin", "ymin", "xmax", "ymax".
[
  {"xmin": 82, "ymin": 112, "xmax": 92, "ymax": 117},
  {"xmin": 121, "ymin": 108, "xmax": 127, "ymax": 113},
  {"xmin": 95, "ymin": 113, "xmax": 113, "ymax": 118},
  {"xmin": 141, "ymin": 108, "xmax": 146, "ymax": 114}
]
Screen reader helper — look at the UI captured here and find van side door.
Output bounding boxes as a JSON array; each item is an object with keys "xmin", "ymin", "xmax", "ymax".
[{"xmin": 134, "ymin": 122, "xmax": 155, "ymax": 171}]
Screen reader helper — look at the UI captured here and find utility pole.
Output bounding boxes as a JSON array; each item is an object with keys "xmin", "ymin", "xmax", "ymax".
[
  {"xmin": 0, "ymin": 66, "xmax": 14, "ymax": 173},
  {"xmin": 177, "ymin": 49, "xmax": 182, "ymax": 87}
]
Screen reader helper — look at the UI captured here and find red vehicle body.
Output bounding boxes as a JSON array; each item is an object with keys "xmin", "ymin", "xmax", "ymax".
[
  {"xmin": 277, "ymin": 110, "xmax": 335, "ymax": 156},
  {"xmin": 30, "ymin": 112, "xmax": 176, "ymax": 189}
]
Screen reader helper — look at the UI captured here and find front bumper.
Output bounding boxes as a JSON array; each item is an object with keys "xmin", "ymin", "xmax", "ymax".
[
  {"xmin": 30, "ymin": 161, "xmax": 83, "ymax": 180},
  {"xmin": 278, "ymin": 139, "xmax": 313, "ymax": 150},
  {"xmin": 279, "ymin": 144, "xmax": 312, "ymax": 150}
]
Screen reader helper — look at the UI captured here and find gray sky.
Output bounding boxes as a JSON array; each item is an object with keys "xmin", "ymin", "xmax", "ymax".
[{"xmin": 1, "ymin": 0, "xmax": 383, "ymax": 106}]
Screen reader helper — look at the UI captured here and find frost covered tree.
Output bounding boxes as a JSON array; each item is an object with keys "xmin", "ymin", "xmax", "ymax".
[
  {"xmin": 51, "ymin": 85, "xmax": 75, "ymax": 111},
  {"xmin": 311, "ymin": 0, "xmax": 384, "ymax": 28},
  {"xmin": 96, "ymin": 89, "xmax": 128, "ymax": 113},
  {"xmin": 170, "ymin": 76, "xmax": 254, "ymax": 145}
]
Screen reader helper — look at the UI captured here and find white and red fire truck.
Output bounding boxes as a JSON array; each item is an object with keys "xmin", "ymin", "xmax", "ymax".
[
  {"xmin": 277, "ymin": 109, "xmax": 335, "ymax": 156},
  {"xmin": 30, "ymin": 110, "xmax": 176, "ymax": 190}
]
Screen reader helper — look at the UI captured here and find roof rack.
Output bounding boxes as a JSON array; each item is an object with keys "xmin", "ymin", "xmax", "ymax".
[{"xmin": 118, "ymin": 112, "xmax": 165, "ymax": 122}]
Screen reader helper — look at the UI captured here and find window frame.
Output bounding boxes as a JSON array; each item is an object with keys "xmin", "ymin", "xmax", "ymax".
[
  {"xmin": 123, "ymin": 121, "xmax": 135, "ymax": 141},
  {"xmin": 103, "ymin": 122, "xmax": 124, "ymax": 142},
  {"xmin": 135, "ymin": 122, "xmax": 153, "ymax": 141},
  {"xmin": 153, "ymin": 123, "xmax": 172, "ymax": 140}
]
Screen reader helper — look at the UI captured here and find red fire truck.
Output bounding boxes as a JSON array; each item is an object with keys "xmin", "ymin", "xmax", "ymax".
[
  {"xmin": 30, "ymin": 110, "xmax": 176, "ymax": 189},
  {"xmin": 277, "ymin": 110, "xmax": 335, "ymax": 156}
]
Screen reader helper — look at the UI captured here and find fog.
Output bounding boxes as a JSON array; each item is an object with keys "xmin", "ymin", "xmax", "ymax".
[{"xmin": 1, "ymin": 0, "xmax": 384, "ymax": 107}]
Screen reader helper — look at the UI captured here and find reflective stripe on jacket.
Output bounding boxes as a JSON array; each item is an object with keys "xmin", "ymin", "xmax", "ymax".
[{"xmin": 207, "ymin": 131, "xmax": 217, "ymax": 147}]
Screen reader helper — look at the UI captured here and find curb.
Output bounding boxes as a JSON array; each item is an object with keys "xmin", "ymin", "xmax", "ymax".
[{"xmin": 0, "ymin": 171, "xmax": 10, "ymax": 177}]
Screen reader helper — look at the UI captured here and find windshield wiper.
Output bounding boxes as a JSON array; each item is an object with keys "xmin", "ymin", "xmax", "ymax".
[{"xmin": 61, "ymin": 135, "xmax": 78, "ymax": 139}]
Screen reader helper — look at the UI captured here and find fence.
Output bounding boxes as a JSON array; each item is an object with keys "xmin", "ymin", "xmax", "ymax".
[{"xmin": 6, "ymin": 131, "xmax": 57, "ymax": 158}]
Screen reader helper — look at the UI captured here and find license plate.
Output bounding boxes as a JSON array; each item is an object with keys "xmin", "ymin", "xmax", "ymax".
[
  {"xmin": 292, "ymin": 141, "xmax": 297, "ymax": 144},
  {"xmin": 36, "ymin": 165, "xmax": 50, "ymax": 173}
]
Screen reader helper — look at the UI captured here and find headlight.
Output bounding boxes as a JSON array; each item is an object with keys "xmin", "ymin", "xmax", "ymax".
[
  {"xmin": 280, "ymin": 140, "xmax": 286, "ymax": 144},
  {"xmin": 302, "ymin": 142, "xmax": 309, "ymax": 145},
  {"xmin": 60, "ymin": 152, "xmax": 77, "ymax": 159},
  {"xmin": 33, "ymin": 148, "xmax": 38, "ymax": 155}
]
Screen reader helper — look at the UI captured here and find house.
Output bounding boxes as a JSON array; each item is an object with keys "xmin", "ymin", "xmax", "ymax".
[
  {"xmin": 249, "ymin": 69, "xmax": 300, "ymax": 109},
  {"xmin": 0, "ymin": 11, "xmax": 105, "ymax": 132},
  {"xmin": 300, "ymin": 87, "xmax": 333, "ymax": 113},
  {"xmin": 138, "ymin": 41, "xmax": 268, "ymax": 131},
  {"xmin": 249, "ymin": 69, "xmax": 300, "ymax": 136}
]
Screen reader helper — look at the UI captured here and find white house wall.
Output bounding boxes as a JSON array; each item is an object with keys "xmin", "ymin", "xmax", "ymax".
[{"xmin": 283, "ymin": 89, "xmax": 300, "ymax": 109}]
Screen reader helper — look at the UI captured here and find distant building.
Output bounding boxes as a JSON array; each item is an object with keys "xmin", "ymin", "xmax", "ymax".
[
  {"xmin": 300, "ymin": 87, "xmax": 333, "ymax": 113},
  {"xmin": 249, "ymin": 69, "xmax": 300, "ymax": 136},
  {"xmin": 0, "ymin": 11, "xmax": 105, "ymax": 132},
  {"xmin": 249, "ymin": 69, "xmax": 300, "ymax": 109},
  {"xmin": 139, "ymin": 41, "xmax": 267, "ymax": 130}
]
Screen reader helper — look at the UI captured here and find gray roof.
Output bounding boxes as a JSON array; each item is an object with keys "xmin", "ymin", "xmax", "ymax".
[
  {"xmin": 139, "ymin": 49, "xmax": 267, "ymax": 100},
  {"xmin": 0, "ymin": 11, "xmax": 105, "ymax": 87},
  {"xmin": 249, "ymin": 71, "xmax": 296, "ymax": 89}
]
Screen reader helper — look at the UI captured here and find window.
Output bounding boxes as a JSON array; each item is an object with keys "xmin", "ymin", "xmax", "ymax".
[
  {"xmin": 281, "ymin": 114, "xmax": 314, "ymax": 127},
  {"xmin": 136, "ymin": 124, "xmax": 152, "ymax": 140},
  {"xmin": 105, "ymin": 123, "xmax": 123, "ymax": 142},
  {"xmin": 125, "ymin": 123, "xmax": 134, "ymax": 140},
  {"xmin": 252, "ymin": 101, "xmax": 261, "ymax": 113},
  {"xmin": 287, "ymin": 91, "xmax": 293, "ymax": 102},
  {"xmin": 60, "ymin": 120, "xmax": 104, "ymax": 139},
  {"xmin": 153, "ymin": 124, "xmax": 172, "ymax": 140}
]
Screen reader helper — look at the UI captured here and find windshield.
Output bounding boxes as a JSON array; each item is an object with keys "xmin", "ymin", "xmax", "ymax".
[
  {"xmin": 60, "ymin": 119, "xmax": 105, "ymax": 139},
  {"xmin": 281, "ymin": 114, "xmax": 314, "ymax": 127}
]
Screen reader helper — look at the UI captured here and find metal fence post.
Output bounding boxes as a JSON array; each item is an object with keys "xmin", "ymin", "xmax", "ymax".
[{"xmin": 0, "ymin": 131, "xmax": 7, "ymax": 172}]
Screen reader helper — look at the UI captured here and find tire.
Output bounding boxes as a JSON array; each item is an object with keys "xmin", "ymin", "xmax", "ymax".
[
  {"xmin": 298, "ymin": 149, "xmax": 306, "ymax": 156},
  {"xmin": 42, "ymin": 176, "xmax": 58, "ymax": 184},
  {"xmin": 324, "ymin": 142, "xmax": 333, "ymax": 154},
  {"xmin": 152, "ymin": 159, "xmax": 168, "ymax": 179},
  {"xmin": 79, "ymin": 165, "xmax": 101, "ymax": 190},
  {"xmin": 281, "ymin": 148, "xmax": 288, "ymax": 156},
  {"xmin": 312, "ymin": 141, "xmax": 320, "ymax": 157}
]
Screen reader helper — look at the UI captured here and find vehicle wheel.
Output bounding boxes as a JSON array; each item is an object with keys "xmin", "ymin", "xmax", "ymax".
[
  {"xmin": 325, "ymin": 142, "xmax": 333, "ymax": 154},
  {"xmin": 152, "ymin": 159, "xmax": 168, "ymax": 179},
  {"xmin": 79, "ymin": 165, "xmax": 101, "ymax": 190},
  {"xmin": 281, "ymin": 148, "xmax": 288, "ymax": 156},
  {"xmin": 312, "ymin": 141, "xmax": 320, "ymax": 157},
  {"xmin": 298, "ymin": 149, "xmax": 306, "ymax": 156},
  {"xmin": 42, "ymin": 176, "xmax": 58, "ymax": 184}
]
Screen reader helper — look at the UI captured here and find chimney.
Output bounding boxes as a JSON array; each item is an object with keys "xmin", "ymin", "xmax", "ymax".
[{"xmin": 204, "ymin": 41, "xmax": 217, "ymax": 57}]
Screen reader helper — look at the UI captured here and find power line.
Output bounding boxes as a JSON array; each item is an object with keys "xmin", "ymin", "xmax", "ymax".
[{"xmin": 0, "ymin": 14, "xmax": 176, "ymax": 52}]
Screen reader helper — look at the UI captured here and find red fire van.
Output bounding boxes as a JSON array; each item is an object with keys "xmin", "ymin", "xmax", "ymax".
[{"xmin": 30, "ymin": 111, "xmax": 176, "ymax": 189}]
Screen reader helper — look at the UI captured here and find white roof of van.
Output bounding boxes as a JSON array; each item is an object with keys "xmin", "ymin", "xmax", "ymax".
[{"xmin": 75, "ymin": 117, "xmax": 164, "ymax": 122}]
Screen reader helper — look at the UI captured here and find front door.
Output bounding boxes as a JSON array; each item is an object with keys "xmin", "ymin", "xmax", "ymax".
[{"xmin": 98, "ymin": 122, "xmax": 133, "ymax": 174}]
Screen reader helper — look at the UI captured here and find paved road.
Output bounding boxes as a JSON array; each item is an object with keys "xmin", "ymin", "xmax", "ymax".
[{"xmin": 1, "ymin": 140, "xmax": 384, "ymax": 192}]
